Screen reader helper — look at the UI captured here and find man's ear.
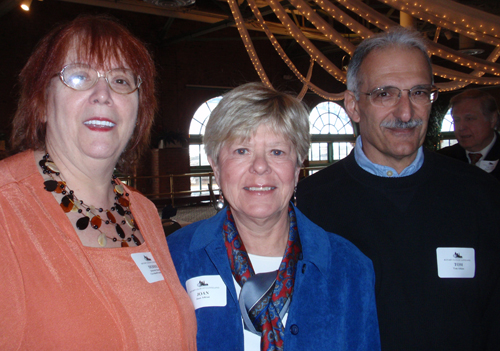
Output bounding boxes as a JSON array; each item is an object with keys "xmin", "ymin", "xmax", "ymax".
[
  {"xmin": 344, "ymin": 90, "xmax": 361, "ymax": 123},
  {"xmin": 490, "ymin": 113, "xmax": 498, "ymax": 130}
]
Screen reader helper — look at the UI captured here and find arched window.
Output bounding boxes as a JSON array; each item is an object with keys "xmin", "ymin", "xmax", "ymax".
[
  {"xmin": 189, "ymin": 96, "xmax": 222, "ymax": 167},
  {"xmin": 440, "ymin": 108, "xmax": 458, "ymax": 148},
  {"xmin": 308, "ymin": 102, "xmax": 355, "ymax": 173},
  {"xmin": 189, "ymin": 96, "xmax": 222, "ymax": 194}
]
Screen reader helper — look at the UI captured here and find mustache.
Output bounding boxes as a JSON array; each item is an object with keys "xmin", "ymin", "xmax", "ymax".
[{"xmin": 380, "ymin": 119, "xmax": 423, "ymax": 129}]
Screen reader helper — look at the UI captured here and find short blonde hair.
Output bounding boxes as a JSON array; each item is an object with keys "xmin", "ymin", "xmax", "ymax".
[{"xmin": 204, "ymin": 82, "xmax": 310, "ymax": 166}]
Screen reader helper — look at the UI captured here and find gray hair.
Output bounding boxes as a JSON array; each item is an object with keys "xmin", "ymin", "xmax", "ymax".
[
  {"xmin": 346, "ymin": 27, "xmax": 433, "ymax": 99},
  {"xmin": 450, "ymin": 89, "xmax": 499, "ymax": 125},
  {"xmin": 204, "ymin": 82, "xmax": 310, "ymax": 166}
]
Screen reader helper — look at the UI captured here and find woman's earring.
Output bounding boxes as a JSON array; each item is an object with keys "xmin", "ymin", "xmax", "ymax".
[
  {"xmin": 216, "ymin": 192, "xmax": 225, "ymax": 211},
  {"xmin": 293, "ymin": 186, "xmax": 297, "ymax": 206}
]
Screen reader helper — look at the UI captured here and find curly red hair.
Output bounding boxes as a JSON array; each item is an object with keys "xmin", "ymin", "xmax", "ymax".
[{"xmin": 11, "ymin": 15, "xmax": 156, "ymax": 172}]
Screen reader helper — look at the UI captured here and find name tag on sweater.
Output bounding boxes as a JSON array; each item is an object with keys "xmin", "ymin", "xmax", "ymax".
[
  {"xmin": 436, "ymin": 248, "xmax": 475, "ymax": 278},
  {"xmin": 186, "ymin": 275, "xmax": 227, "ymax": 309}
]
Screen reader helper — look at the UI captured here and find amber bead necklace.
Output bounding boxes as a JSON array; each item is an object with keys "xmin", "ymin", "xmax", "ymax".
[{"xmin": 39, "ymin": 153, "xmax": 141, "ymax": 247}]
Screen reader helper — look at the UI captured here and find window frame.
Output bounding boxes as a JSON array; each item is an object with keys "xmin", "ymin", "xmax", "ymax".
[
  {"xmin": 308, "ymin": 101, "xmax": 356, "ymax": 169},
  {"xmin": 439, "ymin": 108, "xmax": 458, "ymax": 149}
]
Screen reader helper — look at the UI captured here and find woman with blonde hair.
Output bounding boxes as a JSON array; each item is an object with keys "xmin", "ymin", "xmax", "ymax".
[{"xmin": 167, "ymin": 82, "xmax": 380, "ymax": 351}]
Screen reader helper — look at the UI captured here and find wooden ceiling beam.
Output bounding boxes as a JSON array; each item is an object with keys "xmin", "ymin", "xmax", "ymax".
[{"xmin": 59, "ymin": 0, "xmax": 332, "ymax": 42}]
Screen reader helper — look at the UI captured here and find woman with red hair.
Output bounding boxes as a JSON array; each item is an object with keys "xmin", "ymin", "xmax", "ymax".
[{"xmin": 0, "ymin": 15, "xmax": 196, "ymax": 350}]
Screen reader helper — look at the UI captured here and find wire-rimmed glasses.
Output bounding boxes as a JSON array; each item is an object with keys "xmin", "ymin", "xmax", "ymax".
[
  {"xmin": 357, "ymin": 85, "xmax": 438, "ymax": 107},
  {"xmin": 59, "ymin": 63, "xmax": 142, "ymax": 94}
]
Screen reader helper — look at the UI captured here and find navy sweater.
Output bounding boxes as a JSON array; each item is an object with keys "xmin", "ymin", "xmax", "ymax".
[{"xmin": 297, "ymin": 150, "xmax": 500, "ymax": 351}]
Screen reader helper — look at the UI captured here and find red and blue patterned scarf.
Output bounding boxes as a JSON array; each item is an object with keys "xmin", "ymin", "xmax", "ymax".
[{"xmin": 223, "ymin": 205, "xmax": 301, "ymax": 351}]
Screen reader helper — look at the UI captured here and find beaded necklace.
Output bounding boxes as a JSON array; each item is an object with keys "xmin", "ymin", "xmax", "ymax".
[{"xmin": 39, "ymin": 153, "xmax": 141, "ymax": 247}]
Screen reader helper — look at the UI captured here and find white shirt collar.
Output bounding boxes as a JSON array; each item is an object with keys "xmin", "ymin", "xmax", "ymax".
[{"xmin": 465, "ymin": 132, "xmax": 497, "ymax": 162}]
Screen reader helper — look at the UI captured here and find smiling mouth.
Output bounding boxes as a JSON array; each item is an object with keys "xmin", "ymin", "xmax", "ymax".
[
  {"xmin": 387, "ymin": 128, "xmax": 418, "ymax": 136},
  {"xmin": 84, "ymin": 120, "xmax": 116, "ymax": 128},
  {"xmin": 244, "ymin": 186, "xmax": 276, "ymax": 191}
]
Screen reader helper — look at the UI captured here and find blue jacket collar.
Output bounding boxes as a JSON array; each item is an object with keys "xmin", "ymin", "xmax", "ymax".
[{"xmin": 187, "ymin": 204, "xmax": 331, "ymax": 277}]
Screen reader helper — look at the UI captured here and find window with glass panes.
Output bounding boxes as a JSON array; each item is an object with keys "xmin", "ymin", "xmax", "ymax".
[
  {"xmin": 440, "ymin": 108, "xmax": 458, "ymax": 148},
  {"xmin": 189, "ymin": 97, "xmax": 222, "ymax": 194},
  {"xmin": 308, "ymin": 102, "xmax": 355, "ymax": 175}
]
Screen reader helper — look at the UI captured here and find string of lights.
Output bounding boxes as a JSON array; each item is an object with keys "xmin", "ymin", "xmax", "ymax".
[
  {"xmin": 228, "ymin": 0, "xmax": 500, "ymax": 97},
  {"xmin": 381, "ymin": 0, "xmax": 500, "ymax": 42},
  {"xmin": 227, "ymin": 0, "xmax": 272, "ymax": 88},
  {"xmin": 246, "ymin": 0, "xmax": 345, "ymax": 100}
]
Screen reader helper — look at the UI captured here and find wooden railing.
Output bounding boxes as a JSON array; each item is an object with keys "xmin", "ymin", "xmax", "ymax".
[
  {"xmin": 119, "ymin": 172, "xmax": 217, "ymax": 207},
  {"xmin": 119, "ymin": 166, "xmax": 326, "ymax": 207}
]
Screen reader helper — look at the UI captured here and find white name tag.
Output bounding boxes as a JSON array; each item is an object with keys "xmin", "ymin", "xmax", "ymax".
[
  {"xmin": 477, "ymin": 159, "xmax": 498, "ymax": 173},
  {"xmin": 186, "ymin": 275, "xmax": 227, "ymax": 310},
  {"xmin": 436, "ymin": 247, "xmax": 475, "ymax": 278},
  {"xmin": 131, "ymin": 252, "xmax": 165, "ymax": 283}
]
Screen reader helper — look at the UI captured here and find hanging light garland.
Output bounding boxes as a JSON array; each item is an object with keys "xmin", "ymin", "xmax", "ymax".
[
  {"xmin": 227, "ymin": 0, "xmax": 272, "ymax": 88},
  {"xmin": 380, "ymin": 0, "xmax": 500, "ymax": 44},
  {"xmin": 287, "ymin": 0, "xmax": 355, "ymax": 54},
  {"xmin": 229, "ymin": 0, "xmax": 500, "ymax": 98},
  {"xmin": 334, "ymin": 0, "xmax": 500, "ymax": 90},
  {"xmin": 297, "ymin": 58, "xmax": 315, "ymax": 101},
  {"xmin": 312, "ymin": 0, "xmax": 372, "ymax": 39},
  {"xmin": 265, "ymin": 0, "xmax": 346, "ymax": 83},
  {"xmin": 428, "ymin": 42, "xmax": 500, "ymax": 76},
  {"xmin": 438, "ymin": 46, "xmax": 500, "ymax": 92},
  {"xmin": 247, "ymin": 0, "xmax": 344, "ymax": 100}
]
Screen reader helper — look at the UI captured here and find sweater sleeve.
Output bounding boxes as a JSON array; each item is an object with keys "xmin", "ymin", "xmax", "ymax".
[{"xmin": 0, "ymin": 220, "xmax": 26, "ymax": 350}]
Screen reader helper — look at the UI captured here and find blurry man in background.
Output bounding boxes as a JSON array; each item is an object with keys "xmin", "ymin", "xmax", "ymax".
[{"xmin": 438, "ymin": 89, "xmax": 499, "ymax": 180}]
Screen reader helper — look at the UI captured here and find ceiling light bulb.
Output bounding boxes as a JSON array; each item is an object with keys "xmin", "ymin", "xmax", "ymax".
[{"xmin": 20, "ymin": 0, "xmax": 32, "ymax": 11}]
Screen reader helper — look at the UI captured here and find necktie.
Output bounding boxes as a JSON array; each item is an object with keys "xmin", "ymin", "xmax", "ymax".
[{"xmin": 469, "ymin": 152, "xmax": 482, "ymax": 165}]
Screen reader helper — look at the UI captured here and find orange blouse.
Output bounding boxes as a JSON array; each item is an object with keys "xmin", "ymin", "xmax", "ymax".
[{"xmin": 0, "ymin": 151, "xmax": 197, "ymax": 350}]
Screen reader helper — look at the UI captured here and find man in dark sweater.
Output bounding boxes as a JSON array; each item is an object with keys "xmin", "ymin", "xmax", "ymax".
[
  {"xmin": 297, "ymin": 28, "xmax": 500, "ymax": 351},
  {"xmin": 438, "ymin": 89, "xmax": 500, "ymax": 180}
]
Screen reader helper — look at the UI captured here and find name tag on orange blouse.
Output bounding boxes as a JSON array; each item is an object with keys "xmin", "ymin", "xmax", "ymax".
[{"xmin": 131, "ymin": 252, "xmax": 165, "ymax": 283}]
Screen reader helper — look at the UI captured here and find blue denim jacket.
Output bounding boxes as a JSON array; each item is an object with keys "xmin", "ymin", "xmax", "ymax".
[{"xmin": 167, "ymin": 205, "xmax": 381, "ymax": 350}]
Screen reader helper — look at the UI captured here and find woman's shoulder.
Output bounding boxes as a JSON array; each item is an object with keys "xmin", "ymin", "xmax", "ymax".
[
  {"xmin": 167, "ymin": 220, "xmax": 203, "ymax": 245},
  {"xmin": 122, "ymin": 184, "xmax": 149, "ymax": 202},
  {"xmin": 167, "ymin": 210, "xmax": 225, "ymax": 252},
  {"xmin": 295, "ymin": 207, "xmax": 374, "ymax": 272},
  {"xmin": 0, "ymin": 150, "xmax": 37, "ymax": 188}
]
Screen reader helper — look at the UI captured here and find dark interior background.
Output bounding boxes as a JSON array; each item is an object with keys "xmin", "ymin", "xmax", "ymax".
[{"xmin": 1, "ymin": 0, "xmax": 499, "ymax": 185}]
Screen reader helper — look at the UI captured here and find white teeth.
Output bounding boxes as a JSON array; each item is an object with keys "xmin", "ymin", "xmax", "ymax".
[
  {"xmin": 245, "ymin": 186, "xmax": 275, "ymax": 191},
  {"xmin": 84, "ymin": 120, "xmax": 115, "ymax": 127}
]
